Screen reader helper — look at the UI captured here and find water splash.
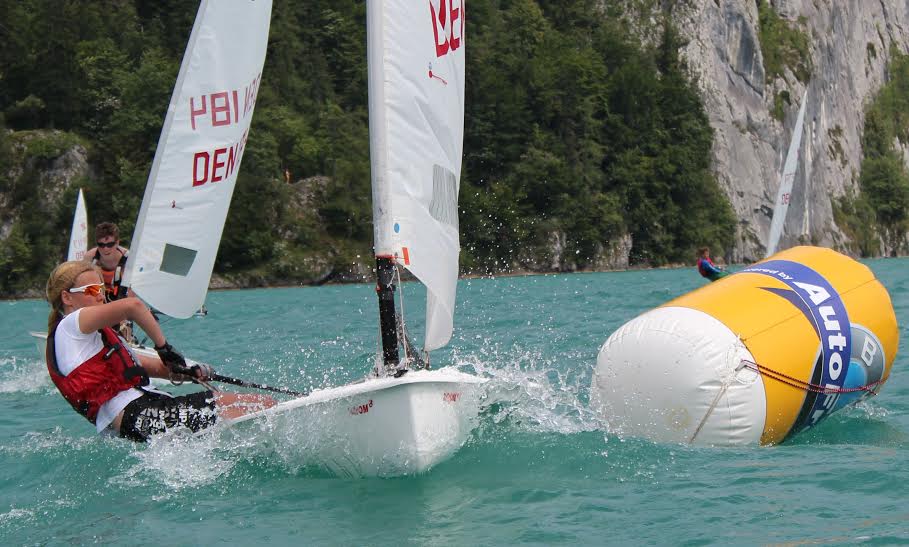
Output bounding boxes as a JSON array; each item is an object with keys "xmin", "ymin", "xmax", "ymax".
[
  {"xmin": 452, "ymin": 341, "xmax": 606, "ymax": 436},
  {"xmin": 0, "ymin": 357, "xmax": 53, "ymax": 394},
  {"xmin": 120, "ymin": 428, "xmax": 237, "ymax": 493},
  {"xmin": 850, "ymin": 399, "xmax": 891, "ymax": 420},
  {"xmin": 0, "ymin": 508, "xmax": 35, "ymax": 526},
  {"xmin": 0, "ymin": 428, "xmax": 96, "ymax": 456}
]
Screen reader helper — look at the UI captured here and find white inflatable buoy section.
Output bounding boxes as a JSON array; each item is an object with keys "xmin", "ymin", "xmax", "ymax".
[{"xmin": 591, "ymin": 246, "xmax": 899, "ymax": 446}]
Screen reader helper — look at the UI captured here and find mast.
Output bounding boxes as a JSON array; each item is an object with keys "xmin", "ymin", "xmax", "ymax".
[
  {"xmin": 375, "ymin": 256, "xmax": 400, "ymax": 373},
  {"xmin": 367, "ymin": 1, "xmax": 400, "ymax": 374}
]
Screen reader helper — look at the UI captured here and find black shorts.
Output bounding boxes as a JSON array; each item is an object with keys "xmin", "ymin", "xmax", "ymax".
[{"xmin": 119, "ymin": 390, "xmax": 217, "ymax": 442}]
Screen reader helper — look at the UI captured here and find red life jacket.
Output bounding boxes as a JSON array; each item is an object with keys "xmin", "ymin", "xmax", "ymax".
[{"xmin": 45, "ymin": 323, "xmax": 149, "ymax": 424}]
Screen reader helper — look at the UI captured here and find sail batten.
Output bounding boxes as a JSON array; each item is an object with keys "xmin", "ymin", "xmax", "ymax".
[
  {"xmin": 122, "ymin": 0, "xmax": 272, "ymax": 319},
  {"xmin": 368, "ymin": 0, "xmax": 466, "ymax": 351},
  {"xmin": 767, "ymin": 90, "xmax": 808, "ymax": 257}
]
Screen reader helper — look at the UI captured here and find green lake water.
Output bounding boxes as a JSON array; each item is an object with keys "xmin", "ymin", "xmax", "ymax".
[{"xmin": 1, "ymin": 258, "xmax": 907, "ymax": 545}]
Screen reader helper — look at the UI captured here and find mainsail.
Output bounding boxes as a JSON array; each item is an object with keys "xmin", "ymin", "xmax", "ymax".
[
  {"xmin": 122, "ymin": 0, "xmax": 273, "ymax": 318},
  {"xmin": 368, "ymin": 0, "xmax": 466, "ymax": 352},
  {"xmin": 67, "ymin": 188, "xmax": 88, "ymax": 261},
  {"xmin": 766, "ymin": 90, "xmax": 808, "ymax": 257}
]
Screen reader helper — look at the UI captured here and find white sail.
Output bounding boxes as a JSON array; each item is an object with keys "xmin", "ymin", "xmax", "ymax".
[
  {"xmin": 368, "ymin": 0, "xmax": 465, "ymax": 351},
  {"xmin": 122, "ymin": 0, "xmax": 272, "ymax": 318},
  {"xmin": 67, "ymin": 188, "xmax": 88, "ymax": 262},
  {"xmin": 766, "ymin": 89, "xmax": 808, "ymax": 257}
]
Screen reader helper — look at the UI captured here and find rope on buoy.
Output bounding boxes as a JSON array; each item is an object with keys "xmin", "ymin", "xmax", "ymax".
[
  {"xmin": 740, "ymin": 359, "xmax": 884, "ymax": 394},
  {"xmin": 688, "ymin": 379, "xmax": 730, "ymax": 445}
]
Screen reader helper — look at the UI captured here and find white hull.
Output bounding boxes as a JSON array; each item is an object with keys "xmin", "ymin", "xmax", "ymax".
[{"xmin": 223, "ymin": 367, "xmax": 486, "ymax": 477}]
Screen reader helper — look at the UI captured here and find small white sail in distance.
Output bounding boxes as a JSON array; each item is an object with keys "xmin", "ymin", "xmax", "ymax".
[
  {"xmin": 766, "ymin": 89, "xmax": 808, "ymax": 257},
  {"xmin": 368, "ymin": 0, "xmax": 465, "ymax": 352},
  {"xmin": 67, "ymin": 188, "xmax": 88, "ymax": 261},
  {"xmin": 122, "ymin": 0, "xmax": 273, "ymax": 318}
]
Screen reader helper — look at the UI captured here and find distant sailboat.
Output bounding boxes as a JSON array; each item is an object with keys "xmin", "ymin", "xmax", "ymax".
[
  {"xmin": 766, "ymin": 89, "xmax": 808, "ymax": 257},
  {"xmin": 67, "ymin": 188, "xmax": 88, "ymax": 262}
]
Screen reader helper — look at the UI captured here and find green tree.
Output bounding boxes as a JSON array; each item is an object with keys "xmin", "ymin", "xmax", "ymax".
[
  {"xmin": 857, "ymin": 48, "xmax": 909, "ymax": 254},
  {"xmin": 756, "ymin": 0, "xmax": 812, "ymax": 82}
]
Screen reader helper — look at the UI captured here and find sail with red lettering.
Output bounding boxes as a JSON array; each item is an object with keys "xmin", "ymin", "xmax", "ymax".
[
  {"xmin": 368, "ymin": 0, "xmax": 465, "ymax": 351},
  {"xmin": 766, "ymin": 89, "xmax": 808, "ymax": 257},
  {"xmin": 122, "ymin": 0, "xmax": 272, "ymax": 318},
  {"xmin": 67, "ymin": 188, "xmax": 88, "ymax": 262}
]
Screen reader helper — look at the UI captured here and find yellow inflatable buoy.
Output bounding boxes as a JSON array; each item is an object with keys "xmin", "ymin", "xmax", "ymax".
[{"xmin": 590, "ymin": 246, "xmax": 899, "ymax": 445}]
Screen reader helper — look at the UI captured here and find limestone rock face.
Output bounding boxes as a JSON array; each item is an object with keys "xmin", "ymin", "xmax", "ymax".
[
  {"xmin": 39, "ymin": 144, "xmax": 92, "ymax": 212},
  {"xmin": 0, "ymin": 131, "xmax": 93, "ymax": 245},
  {"xmin": 673, "ymin": 0, "xmax": 909, "ymax": 261}
]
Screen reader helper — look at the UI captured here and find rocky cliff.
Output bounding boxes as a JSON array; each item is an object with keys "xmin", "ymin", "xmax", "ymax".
[
  {"xmin": 673, "ymin": 0, "xmax": 909, "ymax": 261},
  {"xmin": 0, "ymin": 132, "xmax": 93, "ymax": 245}
]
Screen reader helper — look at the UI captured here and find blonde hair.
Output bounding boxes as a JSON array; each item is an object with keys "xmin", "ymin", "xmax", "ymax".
[{"xmin": 45, "ymin": 261, "xmax": 98, "ymax": 331}]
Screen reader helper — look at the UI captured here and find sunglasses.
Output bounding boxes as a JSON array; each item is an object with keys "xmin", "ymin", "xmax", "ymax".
[
  {"xmin": 68, "ymin": 283, "xmax": 105, "ymax": 297},
  {"xmin": 96, "ymin": 241, "xmax": 118, "ymax": 248}
]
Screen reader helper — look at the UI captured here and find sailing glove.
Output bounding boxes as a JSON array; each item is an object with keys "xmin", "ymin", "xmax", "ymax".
[
  {"xmin": 188, "ymin": 363, "xmax": 215, "ymax": 381},
  {"xmin": 155, "ymin": 342, "xmax": 187, "ymax": 373}
]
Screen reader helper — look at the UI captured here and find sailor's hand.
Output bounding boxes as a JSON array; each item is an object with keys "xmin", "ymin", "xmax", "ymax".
[
  {"xmin": 188, "ymin": 363, "xmax": 215, "ymax": 381},
  {"xmin": 155, "ymin": 342, "xmax": 187, "ymax": 372}
]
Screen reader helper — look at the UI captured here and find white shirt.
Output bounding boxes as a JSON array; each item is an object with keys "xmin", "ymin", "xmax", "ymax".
[{"xmin": 53, "ymin": 310, "xmax": 146, "ymax": 433}]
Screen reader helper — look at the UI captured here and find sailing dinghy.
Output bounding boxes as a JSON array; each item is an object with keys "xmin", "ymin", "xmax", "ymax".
[
  {"xmin": 219, "ymin": 0, "xmax": 485, "ymax": 476},
  {"xmin": 766, "ymin": 89, "xmax": 808, "ymax": 257}
]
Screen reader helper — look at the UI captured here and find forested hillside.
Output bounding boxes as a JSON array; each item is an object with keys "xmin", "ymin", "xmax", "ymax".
[{"xmin": 0, "ymin": 0, "xmax": 735, "ymax": 296}]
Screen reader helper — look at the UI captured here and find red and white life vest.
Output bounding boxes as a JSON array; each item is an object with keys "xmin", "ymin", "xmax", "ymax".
[{"xmin": 45, "ymin": 324, "xmax": 148, "ymax": 424}]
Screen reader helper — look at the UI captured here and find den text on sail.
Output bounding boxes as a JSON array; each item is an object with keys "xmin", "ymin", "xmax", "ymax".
[{"xmin": 190, "ymin": 72, "xmax": 262, "ymax": 187}]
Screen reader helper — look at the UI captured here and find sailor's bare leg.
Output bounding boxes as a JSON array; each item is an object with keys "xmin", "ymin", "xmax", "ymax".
[{"xmin": 214, "ymin": 393, "xmax": 276, "ymax": 420}]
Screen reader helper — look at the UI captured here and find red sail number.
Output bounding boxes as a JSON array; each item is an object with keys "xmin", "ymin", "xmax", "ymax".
[{"xmin": 430, "ymin": 0, "xmax": 463, "ymax": 57}]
